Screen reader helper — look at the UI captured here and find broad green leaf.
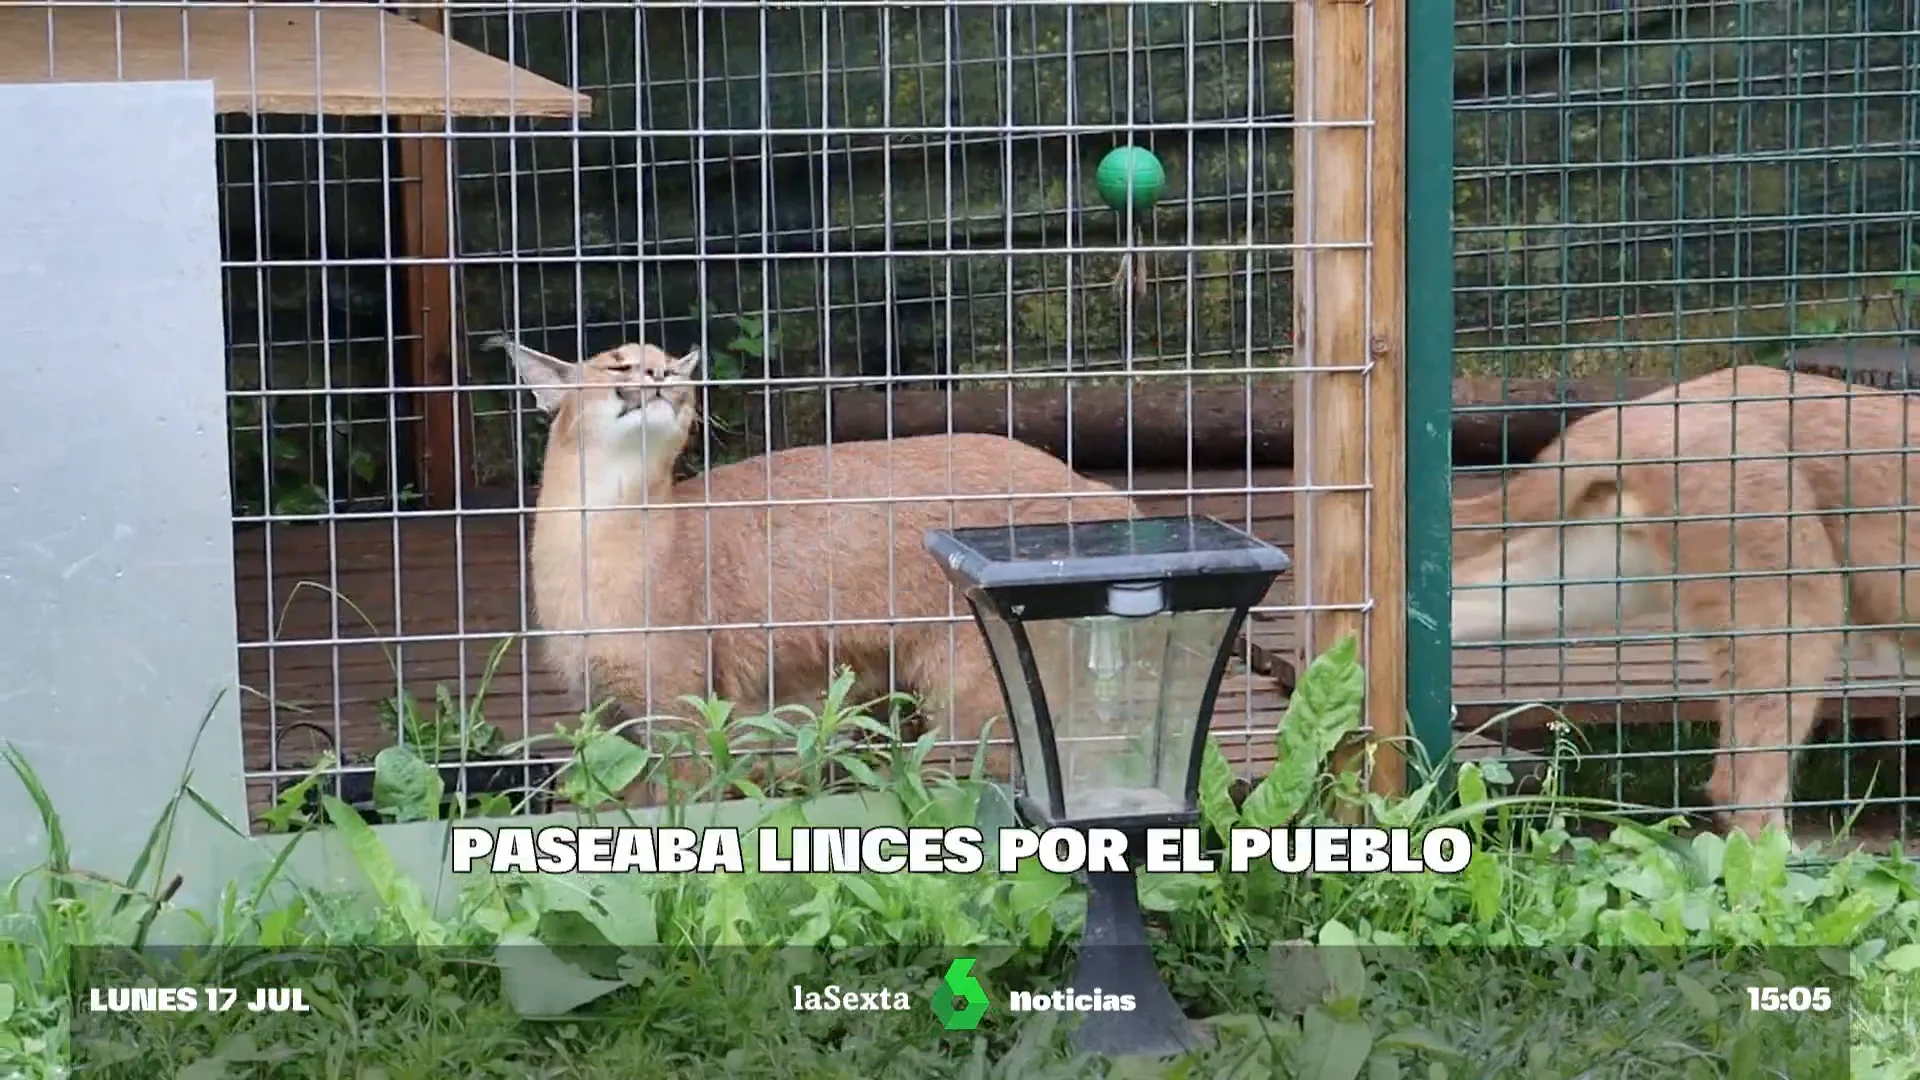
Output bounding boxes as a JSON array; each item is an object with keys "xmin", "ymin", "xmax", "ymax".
[
  {"xmin": 1026, "ymin": 908, "xmax": 1055, "ymax": 949},
  {"xmin": 701, "ymin": 874, "xmax": 755, "ymax": 945},
  {"xmin": 1689, "ymin": 830, "xmax": 1726, "ymax": 884},
  {"xmin": 1728, "ymin": 1030, "xmax": 1763, "ymax": 1080},
  {"xmin": 528, "ymin": 872, "xmax": 659, "ymax": 947},
  {"xmin": 495, "ymin": 933, "xmax": 625, "ymax": 1016},
  {"xmin": 1241, "ymin": 636, "xmax": 1364, "ymax": 828},
  {"xmin": 372, "ymin": 745, "xmax": 444, "ymax": 823},
  {"xmin": 559, "ymin": 732, "xmax": 652, "ymax": 809},
  {"xmin": 1367, "ymin": 1055, "xmax": 1402, "ymax": 1080},
  {"xmin": 1199, "ymin": 738, "xmax": 1240, "ymax": 834},
  {"xmin": 1464, "ymin": 851, "xmax": 1502, "ymax": 926},
  {"xmin": 1721, "ymin": 829, "xmax": 1755, "ymax": 906},
  {"xmin": 1317, "ymin": 919, "xmax": 1369, "ymax": 1005},
  {"xmin": 1880, "ymin": 943, "xmax": 1920, "ymax": 972},
  {"xmin": 970, "ymin": 782, "xmax": 1018, "ymax": 837},
  {"xmin": 840, "ymin": 876, "xmax": 892, "ymax": 915},
  {"xmin": 1374, "ymin": 776, "xmax": 1436, "ymax": 828},
  {"xmin": 1375, "ymin": 1027, "xmax": 1463, "ymax": 1061},
  {"xmin": 1476, "ymin": 759, "xmax": 1514, "ymax": 786},
  {"xmin": 1320, "ymin": 945, "xmax": 1367, "ymax": 1006},
  {"xmin": 1138, "ymin": 872, "xmax": 1213, "ymax": 913},
  {"xmin": 320, "ymin": 795, "xmax": 444, "ymax": 946},
  {"xmin": 1614, "ymin": 907, "xmax": 1676, "ymax": 948},
  {"xmin": 1810, "ymin": 892, "xmax": 1884, "ymax": 946},
  {"xmin": 1299, "ymin": 1004, "xmax": 1374, "ymax": 1080},
  {"xmin": 1318, "ymin": 918, "xmax": 1359, "ymax": 948},
  {"xmin": 1751, "ymin": 826, "xmax": 1791, "ymax": 895},
  {"xmin": 1007, "ymin": 855, "xmax": 1072, "ymax": 919},
  {"xmin": 1454, "ymin": 763, "xmax": 1488, "ymax": 831},
  {"xmin": 1672, "ymin": 973, "xmax": 1720, "ymax": 1020}
]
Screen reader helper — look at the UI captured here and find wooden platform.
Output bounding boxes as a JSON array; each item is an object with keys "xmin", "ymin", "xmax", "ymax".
[
  {"xmin": 231, "ymin": 465, "xmax": 1920, "ymax": 819},
  {"xmin": 0, "ymin": 5, "xmax": 590, "ymax": 118}
]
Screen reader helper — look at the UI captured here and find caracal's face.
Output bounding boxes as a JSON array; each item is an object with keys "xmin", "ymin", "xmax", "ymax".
[
  {"xmin": 503, "ymin": 335, "xmax": 703, "ymax": 464},
  {"xmin": 574, "ymin": 342, "xmax": 699, "ymax": 453}
]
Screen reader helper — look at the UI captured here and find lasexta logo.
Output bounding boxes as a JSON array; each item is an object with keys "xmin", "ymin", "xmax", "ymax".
[{"xmin": 932, "ymin": 957, "xmax": 988, "ymax": 1030}]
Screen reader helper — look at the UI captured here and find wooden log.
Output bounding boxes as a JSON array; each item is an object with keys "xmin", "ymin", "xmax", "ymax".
[
  {"xmin": 1788, "ymin": 345, "xmax": 1920, "ymax": 389},
  {"xmin": 826, "ymin": 375, "xmax": 1674, "ymax": 469}
]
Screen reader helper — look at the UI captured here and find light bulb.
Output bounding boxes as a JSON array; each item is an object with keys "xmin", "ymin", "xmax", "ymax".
[{"xmin": 1086, "ymin": 615, "xmax": 1126, "ymax": 722}]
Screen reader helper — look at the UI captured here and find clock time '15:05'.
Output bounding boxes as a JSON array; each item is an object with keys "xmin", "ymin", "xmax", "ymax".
[{"xmin": 1745, "ymin": 986, "xmax": 1832, "ymax": 1012}]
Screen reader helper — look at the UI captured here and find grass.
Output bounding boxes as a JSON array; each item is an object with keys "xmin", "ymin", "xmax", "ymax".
[
  {"xmin": 2, "ymin": 638, "xmax": 1917, "ymax": 1078},
  {"xmin": 1468, "ymin": 708, "xmax": 1916, "ymax": 847}
]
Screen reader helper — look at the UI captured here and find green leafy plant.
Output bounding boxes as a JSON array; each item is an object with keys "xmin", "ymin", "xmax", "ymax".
[
  {"xmin": 226, "ymin": 406, "xmax": 412, "ymax": 517},
  {"xmin": 1887, "ymin": 243, "xmax": 1920, "ymax": 342},
  {"xmin": 491, "ymin": 666, "xmax": 932, "ymax": 825},
  {"xmin": 375, "ymin": 641, "xmax": 511, "ymax": 765},
  {"xmin": 357, "ymin": 635, "xmax": 558, "ymax": 824},
  {"xmin": 255, "ymin": 586, "xmax": 558, "ymax": 827},
  {"xmin": 1752, "ymin": 306, "xmax": 1850, "ymax": 367},
  {"xmin": 688, "ymin": 301, "xmax": 782, "ymax": 467},
  {"xmin": 4, "ymin": 638, "xmax": 1917, "ymax": 1079},
  {"xmin": 1752, "ymin": 248, "xmax": 1920, "ymax": 368}
]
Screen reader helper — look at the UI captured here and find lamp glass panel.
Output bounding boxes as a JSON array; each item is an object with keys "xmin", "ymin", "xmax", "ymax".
[
  {"xmin": 1023, "ymin": 608, "xmax": 1234, "ymax": 821},
  {"xmin": 976, "ymin": 606, "xmax": 1055, "ymax": 817}
]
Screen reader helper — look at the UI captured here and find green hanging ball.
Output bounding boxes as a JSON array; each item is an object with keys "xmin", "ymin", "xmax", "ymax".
[{"xmin": 1095, "ymin": 145, "xmax": 1165, "ymax": 215}]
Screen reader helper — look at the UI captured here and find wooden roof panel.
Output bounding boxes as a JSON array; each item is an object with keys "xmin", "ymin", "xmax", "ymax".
[{"xmin": 0, "ymin": 5, "xmax": 591, "ymax": 118}]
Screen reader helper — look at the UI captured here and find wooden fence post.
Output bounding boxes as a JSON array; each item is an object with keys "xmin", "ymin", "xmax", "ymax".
[{"xmin": 1293, "ymin": 0, "xmax": 1408, "ymax": 797}]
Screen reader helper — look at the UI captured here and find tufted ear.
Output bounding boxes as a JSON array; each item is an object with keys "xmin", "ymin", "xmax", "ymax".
[
  {"xmin": 669, "ymin": 346, "xmax": 704, "ymax": 381},
  {"xmin": 489, "ymin": 334, "xmax": 577, "ymax": 413}
]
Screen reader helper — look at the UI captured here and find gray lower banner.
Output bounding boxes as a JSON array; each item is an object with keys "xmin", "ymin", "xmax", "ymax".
[{"xmin": 67, "ymin": 944, "xmax": 1849, "ymax": 1077}]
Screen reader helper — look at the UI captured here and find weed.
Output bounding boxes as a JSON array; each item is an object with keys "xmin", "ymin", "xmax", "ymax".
[{"xmin": 259, "ymin": 588, "xmax": 563, "ymax": 830}]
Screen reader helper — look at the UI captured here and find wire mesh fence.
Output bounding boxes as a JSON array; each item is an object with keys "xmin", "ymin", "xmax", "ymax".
[
  {"xmin": 1452, "ymin": 0, "xmax": 1920, "ymax": 842},
  {"xmin": 11, "ymin": 0, "xmax": 1915, "ymax": 842},
  {"xmin": 1, "ymin": 1, "xmax": 1386, "ymax": 832}
]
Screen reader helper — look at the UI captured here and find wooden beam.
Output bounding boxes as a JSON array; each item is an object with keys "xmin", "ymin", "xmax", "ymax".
[
  {"xmin": 1291, "ymin": 0, "xmax": 1373, "ymax": 682},
  {"xmin": 1294, "ymin": 0, "xmax": 1377, "ymax": 811},
  {"xmin": 1366, "ymin": 0, "xmax": 1409, "ymax": 797},
  {"xmin": 396, "ymin": 5, "xmax": 465, "ymax": 508}
]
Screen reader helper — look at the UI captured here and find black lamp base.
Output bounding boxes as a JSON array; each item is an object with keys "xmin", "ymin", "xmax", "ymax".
[{"xmin": 1068, "ymin": 866, "xmax": 1213, "ymax": 1058}]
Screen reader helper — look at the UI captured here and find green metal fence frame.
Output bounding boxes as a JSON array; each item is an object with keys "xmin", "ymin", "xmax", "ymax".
[{"xmin": 1404, "ymin": 0, "xmax": 1455, "ymax": 785}]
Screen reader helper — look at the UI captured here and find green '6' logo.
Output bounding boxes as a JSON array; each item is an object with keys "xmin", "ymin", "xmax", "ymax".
[{"xmin": 933, "ymin": 958, "xmax": 988, "ymax": 1030}]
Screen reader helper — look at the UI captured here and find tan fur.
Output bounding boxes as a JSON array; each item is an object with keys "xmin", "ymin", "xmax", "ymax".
[
  {"xmin": 1453, "ymin": 365, "xmax": 1920, "ymax": 837},
  {"xmin": 497, "ymin": 336, "xmax": 1138, "ymax": 783}
]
